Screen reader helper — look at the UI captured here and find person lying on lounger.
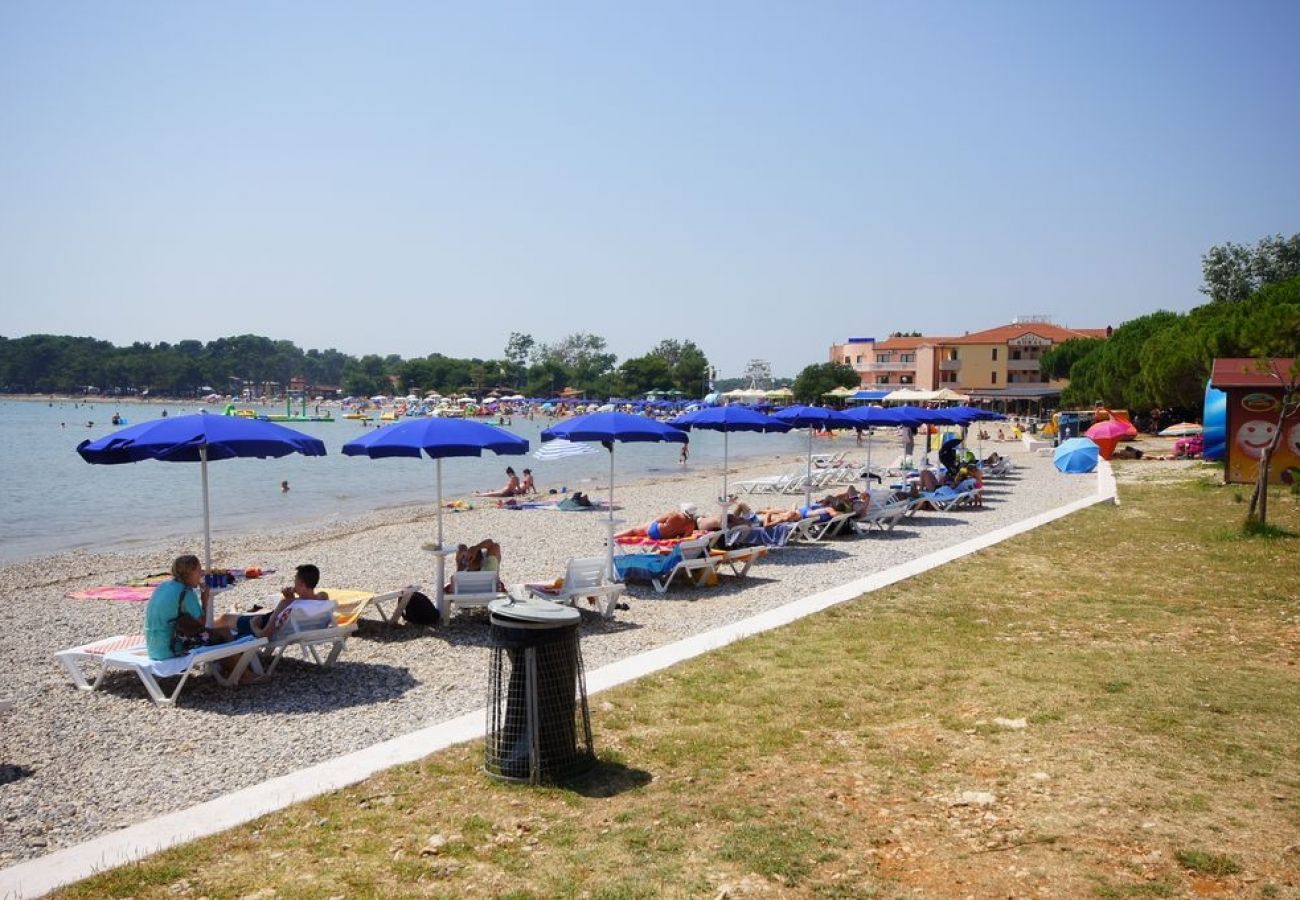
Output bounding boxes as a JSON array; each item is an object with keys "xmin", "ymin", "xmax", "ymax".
[
  {"xmin": 696, "ymin": 501, "xmax": 755, "ymax": 532},
  {"xmin": 615, "ymin": 503, "xmax": 699, "ymax": 541},
  {"xmin": 444, "ymin": 538, "xmax": 506, "ymax": 593},
  {"xmin": 474, "ymin": 467, "xmax": 522, "ymax": 497},
  {"xmin": 144, "ymin": 554, "xmax": 266, "ymax": 683},
  {"xmin": 747, "ymin": 487, "xmax": 867, "ymax": 526},
  {"xmin": 222, "ymin": 563, "xmax": 332, "ymax": 642}
]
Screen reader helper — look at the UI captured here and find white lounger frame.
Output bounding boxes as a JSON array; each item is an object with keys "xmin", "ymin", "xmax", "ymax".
[{"xmin": 56, "ymin": 636, "xmax": 267, "ymax": 706}]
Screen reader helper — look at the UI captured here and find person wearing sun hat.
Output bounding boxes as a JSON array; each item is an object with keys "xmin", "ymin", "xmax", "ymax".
[{"xmin": 614, "ymin": 503, "xmax": 699, "ymax": 541}]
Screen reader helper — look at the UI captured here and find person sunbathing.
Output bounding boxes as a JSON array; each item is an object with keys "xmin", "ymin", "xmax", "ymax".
[
  {"xmin": 519, "ymin": 468, "xmax": 536, "ymax": 494},
  {"xmin": 223, "ymin": 563, "xmax": 332, "ymax": 642},
  {"xmin": 446, "ymin": 538, "xmax": 505, "ymax": 593},
  {"xmin": 615, "ymin": 503, "xmax": 699, "ymax": 541},
  {"xmin": 475, "ymin": 467, "xmax": 522, "ymax": 497},
  {"xmin": 696, "ymin": 501, "xmax": 755, "ymax": 533}
]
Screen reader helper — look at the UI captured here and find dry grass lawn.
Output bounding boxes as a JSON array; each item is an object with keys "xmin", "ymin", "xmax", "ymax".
[{"xmin": 57, "ymin": 465, "xmax": 1300, "ymax": 898}]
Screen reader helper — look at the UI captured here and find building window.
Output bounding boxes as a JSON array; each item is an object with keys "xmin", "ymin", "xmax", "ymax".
[
  {"xmin": 876, "ymin": 353, "xmax": 891, "ymax": 364},
  {"xmin": 900, "ymin": 353, "xmax": 915, "ymax": 363},
  {"xmin": 900, "ymin": 375, "xmax": 913, "ymax": 385},
  {"xmin": 855, "ymin": 355, "xmax": 863, "ymax": 364},
  {"xmin": 876, "ymin": 375, "xmax": 890, "ymax": 385},
  {"xmin": 992, "ymin": 348, "xmax": 998, "ymax": 361},
  {"xmin": 844, "ymin": 356, "xmax": 850, "ymax": 365},
  {"xmin": 991, "ymin": 371, "xmax": 998, "ymax": 384}
]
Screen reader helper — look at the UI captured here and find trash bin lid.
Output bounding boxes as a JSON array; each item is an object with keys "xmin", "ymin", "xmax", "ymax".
[{"xmin": 489, "ymin": 596, "xmax": 580, "ymax": 627}]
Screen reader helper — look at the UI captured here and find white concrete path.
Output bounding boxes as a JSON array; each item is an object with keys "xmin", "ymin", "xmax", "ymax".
[{"xmin": 0, "ymin": 464, "xmax": 1117, "ymax": 899}]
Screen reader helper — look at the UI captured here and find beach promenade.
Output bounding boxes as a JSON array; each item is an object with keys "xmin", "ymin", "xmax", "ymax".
[{"xmin": 0, "ymin": 440, "xmax": 1097, "ymax": 868}]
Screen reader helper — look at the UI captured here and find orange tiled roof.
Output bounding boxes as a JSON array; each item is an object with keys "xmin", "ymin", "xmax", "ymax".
[
  {"xmin": 874, "ymin": 336, "xmax": 949, "ymax": 350},
  {"xmin": 944, "ymin": 323, "xmax": 1106, "ymax": 345}
]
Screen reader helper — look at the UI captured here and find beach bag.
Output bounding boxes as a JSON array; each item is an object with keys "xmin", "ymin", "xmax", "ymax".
[
  {"xmin": 402, "ymin": 591, "xmax": 440, "ymax": 627},
  {"xmin": 172, "ymin": 583, "xmax": 234, "ymax": 653}
]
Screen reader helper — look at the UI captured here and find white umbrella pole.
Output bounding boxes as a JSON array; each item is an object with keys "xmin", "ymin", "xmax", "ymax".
[
  {"xmin": 200, "ymin": 447, "xmax": 213, "ymax": 626},
  {"xmin": 804, "ymin": 427, "xmax": 814, "ymax": 509},
  {"xmin": 606, "ymin": 446, "xmax": 617, "ymax": 582},
  {"xmin": 721, "ymin": 431, "xmax": 730, "ymax": 515},
  {"xmin": 866, "ymin": 430, "xmax": 873, "ymax": 483},
  {"xmin": 435, "ymin": 458, "xmax": 447, "ymax": 623}
]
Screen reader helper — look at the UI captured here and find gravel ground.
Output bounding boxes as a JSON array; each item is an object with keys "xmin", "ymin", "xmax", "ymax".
[{"xmin": 0, "ymin": 440, "xmax": 1098, "ymax": 864}]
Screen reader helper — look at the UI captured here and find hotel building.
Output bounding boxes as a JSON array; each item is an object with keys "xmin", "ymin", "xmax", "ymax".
[{"xmin": 830, "ymin": 318, "xmax": 1110, "ymax": 407}]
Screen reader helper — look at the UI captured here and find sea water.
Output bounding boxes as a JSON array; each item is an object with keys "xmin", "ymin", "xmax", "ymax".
[{"xmin": 0, "ymin": 399, "xmax": 856, "ymax": 565}]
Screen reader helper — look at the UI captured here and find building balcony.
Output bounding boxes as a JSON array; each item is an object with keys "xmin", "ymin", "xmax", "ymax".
[
  {"xmin": 1006, "ymin": 358, "xmax": 1040, "ymax": 371},
  {"xmin": 939, "ymin": 359, "xmax": 961, "ymax": 372},
  {"xmin": 860, "ymin": 361, "xmax": 916, "ymax": 372}
]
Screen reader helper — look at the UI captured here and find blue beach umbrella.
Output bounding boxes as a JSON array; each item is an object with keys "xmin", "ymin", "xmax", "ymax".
[
  {"xmin": 77, "ymin": 412, "xmax": 327, "ymax": 624},
  {"xmin": 343, "ymin": 418, "xmax": 528, "ymax": 621},
  {"xmin": 1053, "ymin": 437, "xmax": 1100, "ymax": 474},
  {"xmin": 541, "ymin": 411, "xmax": 689, "ymax": 578},
  {"xmin": 668, "ymin": 406, "xmax": 791, "ymax": 516},
  {"xmin": 770, "ymin": 404, "xmax": 856, "ymax": 508}
]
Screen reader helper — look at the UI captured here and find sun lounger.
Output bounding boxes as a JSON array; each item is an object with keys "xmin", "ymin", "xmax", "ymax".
[
  {"xmin": 702, "ymin": 526, "xmax": 767, "ymax": 576},
  {"xmin": 915, "ymin": 485, "xmax": 983, "ymax": 511},
  {"xmin": 260, "ymin": 600, "xmax": 357, "ymax": 674},
  {"xmin": 56, "ymin": 635, "xmax": 267, "ymax": 706},
  {"xmin": 331, "ymin": 585, "xmax": 422, "ymax": 626},
  {"xmin": 613, "ymin": 538, "xmax": 720, "ymax": 594},
  {"xmin": 852, "ymin": 498, "xmax": 917, "ymax": 533},
  {"xmin": 733, "ymin": 472, "xmax": 801, "ymax": 494},
  {"xmin": 447, "ymin": 570, "xmax": 508, "ymax": 619},
  {"xmin": 524, "ymin": 556, "xmax": 626, "ymax": 619}
]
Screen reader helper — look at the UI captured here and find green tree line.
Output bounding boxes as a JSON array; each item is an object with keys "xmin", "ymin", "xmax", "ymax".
[
  {"xmin": 0, "ymin": 332, "xmax": 713, "ymax": 400},
  {"xmin": 1042, "ymin": 234, "xmax": 1300, "ymax": 413}
]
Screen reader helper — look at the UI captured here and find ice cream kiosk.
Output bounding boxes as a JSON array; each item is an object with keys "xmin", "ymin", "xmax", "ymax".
[{"xmin": 1209, "ymin": 357, "xmax": 1300, "ymax": 485}]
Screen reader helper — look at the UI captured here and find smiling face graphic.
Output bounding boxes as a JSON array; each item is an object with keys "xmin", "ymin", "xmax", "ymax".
[{"xmin": 1235, "ymin": 419, "xmax": 1277, "ymax": 460}]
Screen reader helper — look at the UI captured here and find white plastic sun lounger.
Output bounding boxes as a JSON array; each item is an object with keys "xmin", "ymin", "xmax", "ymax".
[
  {"xmin": 260, "ymin": 602, "xmax": 357, "ymax": 674},
  {"xmin": 353, "ymin": 585, "xmax": 424, "ymax": 626},
  {"xmin": 524, "ymin": 556, "xmax": 627, "ymax": 619},
  {"xmin": 56, "ymin": 635, "xmax": 267, "ymax": 706},
  {"xmin": 447, "ymin": 570, "xmax": 508, "ymax": 619}
]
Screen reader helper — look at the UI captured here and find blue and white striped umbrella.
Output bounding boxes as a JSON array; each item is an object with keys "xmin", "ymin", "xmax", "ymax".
[{"xmin": 532, "ymin": 438, "xmax": 598, "ymax": 461}]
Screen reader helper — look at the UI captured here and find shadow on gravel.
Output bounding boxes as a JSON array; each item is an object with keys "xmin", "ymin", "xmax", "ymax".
[
  {"xmin": 90, "ymin": 661, "xmax": 419, "ymax": 714},
  {"xmin": 562, "ymin": 758, "xmax": 654, "ymax": 798},
  {"xmin": 0, "ymin": 764, "xmax": 34, "ymax": 786},
  {"xmin": 906, "ymin": 514, "xmax": 970, "ymax": 527}
]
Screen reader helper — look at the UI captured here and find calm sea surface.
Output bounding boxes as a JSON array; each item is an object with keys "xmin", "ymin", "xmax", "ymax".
[{"xmin": 0, "ymin": 399, "xmax": 852, "ymax": 565}]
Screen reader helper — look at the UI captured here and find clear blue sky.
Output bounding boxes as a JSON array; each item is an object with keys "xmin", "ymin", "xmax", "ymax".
[{"xmin": 2, "ymin": 1, "xmax": 1297, "ymax": 379}]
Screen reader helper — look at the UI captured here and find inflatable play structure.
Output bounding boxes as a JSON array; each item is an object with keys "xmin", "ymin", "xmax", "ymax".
[
  {"xmin": 1202, "ymin": 380, "xmax": 1227, "ymax": 462},
  {"xmin": 1209, "ymin": 357, "xmax": 1300, "ymax": 485}
]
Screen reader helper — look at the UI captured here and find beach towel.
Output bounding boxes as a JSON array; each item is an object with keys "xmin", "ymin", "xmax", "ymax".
[
  {"xmin": 614, "ymin": 530, "xmax": 708, "ymax": 551},
  {"xmin": 66, "ymin": 566, "xmax": 276, "ymax": 602},
  {"xmin": 614, "ymin": 550, "xmax": 683, "ymax": 582}
]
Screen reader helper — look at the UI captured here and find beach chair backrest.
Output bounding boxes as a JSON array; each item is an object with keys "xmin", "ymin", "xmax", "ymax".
[
  {"xmin": 565, "ymin": 557, "xmax": 606, "ymax": 591},
  {"xmin": 452, "ymin": 570, "xmax": 498, "ymax": 595}
]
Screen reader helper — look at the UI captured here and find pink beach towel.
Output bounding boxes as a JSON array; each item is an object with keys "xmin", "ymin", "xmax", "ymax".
[{"xmin": 65, "ymin": 585, "xmax": 156, "ymax": 602}]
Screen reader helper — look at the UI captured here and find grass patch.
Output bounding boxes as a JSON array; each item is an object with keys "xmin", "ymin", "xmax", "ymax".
[
  {"xmin": 1174, "ymin": 848, "xmax": 1243, "ymax": 876},
  {"xmin": 53, "ymin": 477, "xmax": 1300, "ymax": 898}
]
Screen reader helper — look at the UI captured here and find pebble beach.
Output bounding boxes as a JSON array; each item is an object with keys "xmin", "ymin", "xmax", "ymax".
[{"xmin": 0, "ymin": 439, "xmax": 1099, "ymax": 865}]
